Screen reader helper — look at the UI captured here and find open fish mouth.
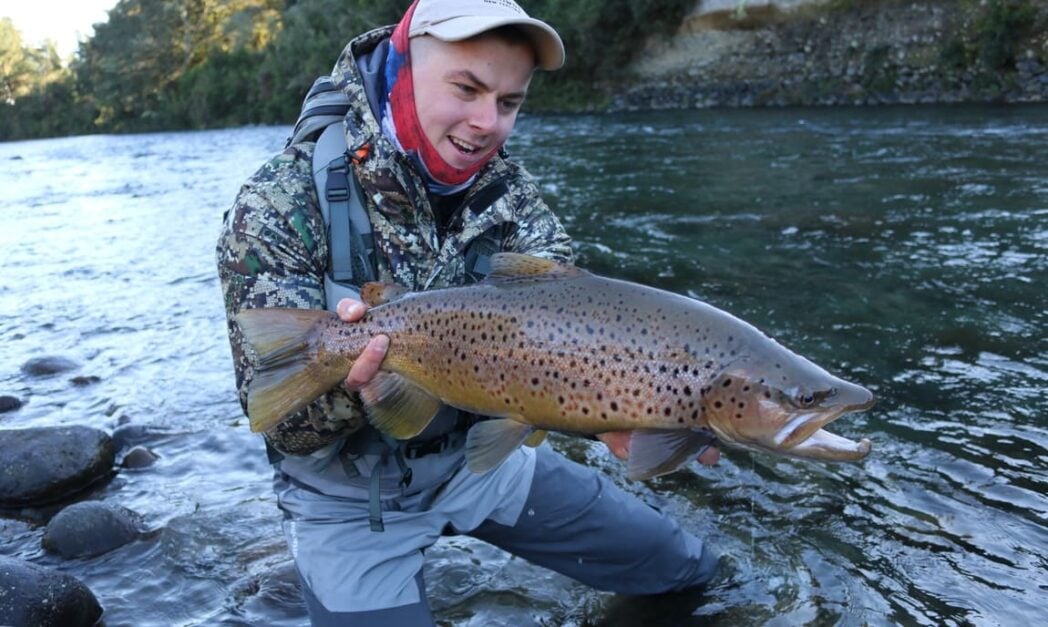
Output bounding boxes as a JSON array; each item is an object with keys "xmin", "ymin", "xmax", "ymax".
[
  {"xmin": 773, "ymin": 396, "xmax": 875, "ymax": 462},
  {"xmin": 789, "ymin": 428, "xmax": 872, "ymax": 461}
]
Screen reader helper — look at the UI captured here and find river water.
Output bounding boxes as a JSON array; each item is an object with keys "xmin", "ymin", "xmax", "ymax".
[{"xmin": 1, "ymin": 105, "xmax": 1045, "ymax": 626}]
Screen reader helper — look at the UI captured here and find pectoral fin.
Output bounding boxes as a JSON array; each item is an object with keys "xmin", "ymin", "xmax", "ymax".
[
  {"xmin": 627, "ymin": 429, "xmax": 718, "ymax": 481},
  {"xmin": 465, "ymin": 418, "xmax": 533, "ymax": 473},
  {"xmin": 360, "ymin": 372, "xmax": 442, "ymax": 440}
]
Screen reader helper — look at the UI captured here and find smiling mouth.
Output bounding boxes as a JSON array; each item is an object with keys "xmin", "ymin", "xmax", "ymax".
[{"xmin": 448, "ymin": 136, "xmax": 479, "ymax": 155}]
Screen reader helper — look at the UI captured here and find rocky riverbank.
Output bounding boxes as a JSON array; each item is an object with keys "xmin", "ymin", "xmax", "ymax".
[
  {"xmin": 613, "ymin": 0, "xmax": 1048, "ymax": 109},
  {"xmin": 0, "ymin": 357, "xmax": 160, "ymax": 625}
]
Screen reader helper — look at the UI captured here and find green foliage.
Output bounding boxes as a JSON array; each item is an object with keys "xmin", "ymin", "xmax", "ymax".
[
  {"xmin": 938, "ymin": 0, "xmax": 1045, "ymax": 73},
  {"xmin": 0, "ymin": 18, "xmax": 87, "ymax": 139},
  {"xmin": 256, "ymin": 0, "xmax": 410, "ymax": 124},
  {"xmin": 522, "ymin": 0, "xmax": 694, "ymax": 81},
  {"xmin": 3, "ymin": 0, "xmax": 694, "ymax": 139},
  {"xmin": 862, "ymin": 44, "xmax": 898, "ymax": 94},
  {"xmin": 971, "ymin": 0, "xmax": 1040, "ymax": 69}
]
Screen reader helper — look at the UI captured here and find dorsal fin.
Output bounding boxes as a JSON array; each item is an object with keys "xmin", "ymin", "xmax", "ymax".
[
  {"xmin": 360, "ymin": 282, "xmax": 410, "ymax": 307},
  {"xmin": 483, "ymin": 253, "xmax": 585, "ymax": 285}
]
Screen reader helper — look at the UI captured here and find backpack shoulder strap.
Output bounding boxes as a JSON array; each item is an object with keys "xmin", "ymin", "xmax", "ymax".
[
  {"xmin": 313, "ymin": 123, "xmax": 378, "ymax": 310},
  {"xmin": 287, "ymin": 76, "xmax": 352, "ymax": 147}
]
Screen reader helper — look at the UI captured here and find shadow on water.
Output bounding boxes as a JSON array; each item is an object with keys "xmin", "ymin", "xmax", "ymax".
[{"xmin": 1, "ymin": 105, "xmax": 1046, "ymax": 625}]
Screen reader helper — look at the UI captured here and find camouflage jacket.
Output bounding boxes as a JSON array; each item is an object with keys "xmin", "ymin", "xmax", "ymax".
[{"xmin": 217, "ymin": 27, "xmax": 574, "ymax": 456}]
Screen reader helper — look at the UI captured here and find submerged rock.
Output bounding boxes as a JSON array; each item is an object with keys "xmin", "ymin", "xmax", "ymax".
[
  {"xmin": 43, "ymin": 501, "xmax": 146, "ymax": 559},
  {"xmin": 121, "ymin": 445, "xmax": 160, "ymax": 469},
  {"xmin": 69, "ymin": 375, "xmax": 101, "ymax": 387},
  {"xmin": 0, "ymin": 395, "xmax": 24, "ymax": 413},
  {"xmin": 0, "ymin": 426, "xmax": 116, "ymax": 507},
  {"xmin": 0, "ymin": 555, "xmax": 103, "ymax": 626},
  {"xmin": 21, "ymin": 356, "xmax": 79, "ymax": 377}
]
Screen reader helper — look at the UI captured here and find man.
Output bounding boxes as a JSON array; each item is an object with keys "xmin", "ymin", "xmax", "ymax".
[{"xmin": 217, "ymin": 1, "xmax": 719, "ymax": 624}]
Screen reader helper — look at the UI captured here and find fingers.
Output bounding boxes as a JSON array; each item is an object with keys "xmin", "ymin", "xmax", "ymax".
[
  {"xmin": 336, "ymin": 298, "xmax": 367, "ymax": 322},
  {"xmin": 336, "ymin": 298, "xmax": 385, "ymax": 391},
  {"xmin": 344, "ymin": 335, "xmax": 389, "ymax": 392}
]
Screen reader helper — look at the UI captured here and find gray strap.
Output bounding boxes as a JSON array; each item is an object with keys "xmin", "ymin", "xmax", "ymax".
[
  {"xmin": 367, "ymin": 436, "xmax": 414, "ymax": 533},
  {"xmin": 326, "ymin": 156, "xmax": 354, "ymax": 282},
  {"xmin": 315, "ymin": 123, "xmax": 376, "ymax": 308},
  {"xmin": 369, "ymin": 451, "xmax": 387, "ymax": 532}
]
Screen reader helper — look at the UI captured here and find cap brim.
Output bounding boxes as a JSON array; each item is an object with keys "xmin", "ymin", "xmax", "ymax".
[{"xmin": 410, "ymin": 16, "xmax": 565, "ymax": 71}]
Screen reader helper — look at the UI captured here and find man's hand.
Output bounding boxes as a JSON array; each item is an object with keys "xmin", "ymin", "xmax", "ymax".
[
  {"xmin": 596, "ymin": 431, "xmax": 720, "ymax": 466},
  {"xmin": 336, "ymin": 298, "xmax": 389, "ymax": 392}
]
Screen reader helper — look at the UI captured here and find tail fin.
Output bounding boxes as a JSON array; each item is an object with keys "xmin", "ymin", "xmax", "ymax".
[{"xmin": 234, "ymin": 308, "xmax": 346, "ymax": 432}]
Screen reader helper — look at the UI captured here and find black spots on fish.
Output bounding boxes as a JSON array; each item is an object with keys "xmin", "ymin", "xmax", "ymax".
[
  {"xmin": 722, "ymin": 378, "xmax": 732, "ymax": 387},
  {"xmin": 683, "ymin": 385, "xmax": 693, "ymax": 396},
  {"xmin": 610, "ymin": 401, "xmax": 619, "ymax": 412}
]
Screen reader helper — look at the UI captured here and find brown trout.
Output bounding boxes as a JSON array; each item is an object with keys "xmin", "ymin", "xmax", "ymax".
[{"xmin": 235, "ymin": 253, "xmax": 873, "ymax": 480}]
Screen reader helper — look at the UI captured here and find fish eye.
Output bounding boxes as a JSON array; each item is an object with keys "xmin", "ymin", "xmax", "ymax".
[{"xmin": 793, "ymin": 391, "xmax": 825, "ymax": 408}]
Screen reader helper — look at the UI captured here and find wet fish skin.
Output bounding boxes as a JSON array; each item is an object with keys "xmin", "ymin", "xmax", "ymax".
[{"xmin": 235, "ymin": 253, "xmax": 873, "ymax": 479}]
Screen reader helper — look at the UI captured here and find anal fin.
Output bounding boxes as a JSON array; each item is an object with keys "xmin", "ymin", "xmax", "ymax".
[
  {"xmin": 627, "ymin": 429, "xmax": 718, "ymax": 481},
  {"xmin": 465, "ymin": 418, "xmax": 533, "ymax": 473}
]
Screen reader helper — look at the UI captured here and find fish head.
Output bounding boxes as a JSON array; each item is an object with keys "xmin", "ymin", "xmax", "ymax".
[{"xmin": 700, "ymin": 355, "xmax": 874, "ymax": 462}]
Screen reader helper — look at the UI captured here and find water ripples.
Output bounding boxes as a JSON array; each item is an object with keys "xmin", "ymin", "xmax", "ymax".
[{"xmin": 1, "ymin": 107, "xmax": 1046, "ymax": 624}]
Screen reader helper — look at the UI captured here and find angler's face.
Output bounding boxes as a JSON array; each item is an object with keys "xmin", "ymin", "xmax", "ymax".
[{"xmin": 410, "ymin": 34, "xmax": 534, "ymax": 170}]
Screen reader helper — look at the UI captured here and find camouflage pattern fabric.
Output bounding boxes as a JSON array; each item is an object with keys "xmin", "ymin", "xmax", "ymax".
[{"xmin": 217, "ymin": 26, "xmax": 573, "ymax": 456}]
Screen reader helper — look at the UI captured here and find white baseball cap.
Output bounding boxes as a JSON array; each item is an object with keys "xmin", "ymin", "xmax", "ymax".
[{"xmin": 408, "ymin": 0, "xmax": 565, "ymax": 70}]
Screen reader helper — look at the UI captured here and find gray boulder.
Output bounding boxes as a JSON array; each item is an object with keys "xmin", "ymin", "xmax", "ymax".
[
  {"xmin": 0, "ymin": 426, "xmax": 116, "ymax": 507},
  {"xmin": 43, "ymin": 501, "xmax": 146, "ymax": 559},
  {"xmin": 20, "ymin": 356, "xmax": 79, "ymax": 377},
  {"xmin": 0, "ymin": 555, "xmax": 103, "ymax": 626},
  {"xmin": 0, "ymin": 395, "xmax": 24, "ymax": 413}
]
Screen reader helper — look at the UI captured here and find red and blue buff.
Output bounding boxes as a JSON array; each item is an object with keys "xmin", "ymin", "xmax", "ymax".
[{"xmin": 381, "ymin": 0, "xmax": 500, "ymax": 193}]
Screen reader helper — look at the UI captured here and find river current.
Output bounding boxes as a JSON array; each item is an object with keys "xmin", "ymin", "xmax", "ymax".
[{"xmin": 1, "ymin": 105, "xmax": 1045, "ymax": 626}]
